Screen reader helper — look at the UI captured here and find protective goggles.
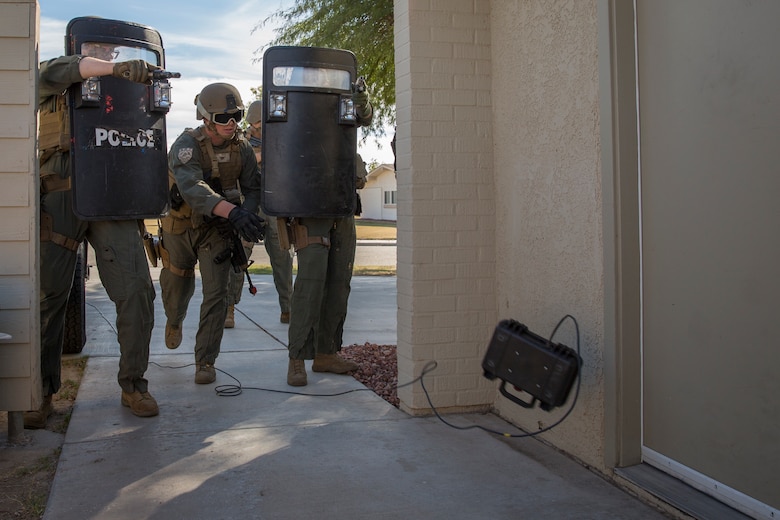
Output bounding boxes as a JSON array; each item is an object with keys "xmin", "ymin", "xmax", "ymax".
[{"xmin": 212, "ymin": 110, "xmax": 244, "ymax": 125}]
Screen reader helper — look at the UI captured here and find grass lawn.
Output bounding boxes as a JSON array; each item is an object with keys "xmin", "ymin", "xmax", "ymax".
[
  {"xmin": 146, "ymin": 218, "xmax": 397, "ymax": 276},
  {"xmin": 247, "ymin": 218, "xmax": 396, "ymax": 276},
  {"xmin": 354, "ymin": 218, "xmax": 397, "ymax": 240},
  {"xmin": 146, "ymin": 218, "xmax": 396, "ymax": 240}
]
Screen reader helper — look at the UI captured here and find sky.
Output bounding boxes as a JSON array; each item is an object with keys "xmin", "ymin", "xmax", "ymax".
[{"xmin": 38, "ymin": 0, "xmax": 395, "ymax": 166}]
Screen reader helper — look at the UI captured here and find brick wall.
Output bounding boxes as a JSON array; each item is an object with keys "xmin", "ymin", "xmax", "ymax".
[{"xmin": 395, "ymin": 0, "xmax": 497, "ymax": 413}]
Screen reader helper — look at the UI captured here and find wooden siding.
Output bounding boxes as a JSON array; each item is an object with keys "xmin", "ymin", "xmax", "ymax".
[{"xmin": 0, "ymin": 0, "xmax": 40, "ymax": 412}]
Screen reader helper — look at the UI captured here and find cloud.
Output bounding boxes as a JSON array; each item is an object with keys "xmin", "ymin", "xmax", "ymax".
[{"xmin": 37, "ymin": 1, "xmax": 394, "ymax": 164}]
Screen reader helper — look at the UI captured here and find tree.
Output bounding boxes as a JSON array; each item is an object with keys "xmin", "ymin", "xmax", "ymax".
[{"xmin": 254, "ymin": 0, "xmax": 395, "ymax": 137}]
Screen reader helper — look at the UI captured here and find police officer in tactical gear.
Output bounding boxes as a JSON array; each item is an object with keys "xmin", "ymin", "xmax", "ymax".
[
  {"xmin": 29, "ymin": 50, "xmax": 162, "ymax": 426},
  {"xmin": 227, "ymin": 100, "xmax": 294, "ymax": 328},
  {"xmin": 224, "ymin": 100, "xmax": 260, "ymax": 328},
  {"xmin": 285, "ymin": 81, "xmax": 373, "ymax": 386},
  {"xmin": 161, "ymin": 82, "xmax": 264, "ymax": 385}
]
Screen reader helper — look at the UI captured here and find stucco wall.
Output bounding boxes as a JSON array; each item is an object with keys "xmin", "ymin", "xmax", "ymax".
[
  {"xmin": 490, "ymin": 1, "xmax": 605, "ymax": 467},
  {"xmin": 396, "ymin": 0, "xmax": 606, "ymax": 468}
]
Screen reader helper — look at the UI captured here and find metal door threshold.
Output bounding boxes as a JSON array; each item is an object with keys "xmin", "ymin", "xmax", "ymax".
[{"xmin": 616, "ymin": 464, "xmax": 752, "ymax": 520}]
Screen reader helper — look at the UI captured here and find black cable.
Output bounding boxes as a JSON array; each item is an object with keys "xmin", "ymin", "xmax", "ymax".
[
  {"xmin": 418, "ymin": 314, "xmax": 582, "ymax": 438},
  {"xmin": 149, "ymin": 348, "xmax": 430, "ymax": 398},
  {"xmin": 153, "ymin": 314, "xmax": 581, "ymax": 440},
  {"xmin": 87, "ymin": 301, "xmax": 117, "ymax": 334},
  {"xmin": 148, "ymin": 360, "xmax": 425, "ymax": 398},
  {"xmin": 233, "ymin": 307, "xmax": 287, "ymax": 347}
]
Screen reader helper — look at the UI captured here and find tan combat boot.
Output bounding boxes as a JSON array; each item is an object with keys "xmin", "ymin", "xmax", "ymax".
[
  {"xmin": 165, "ymin": 321, "xmax": 182, "ymax": 350},
  {"xmin": 23, "ymin": 394, "xmax": 53, "ymax": 429},
  {"xmin": 121, "ymin": 390, "xmax": 159, "ymax": 417},
  {"xmin": 195, "ymin": 363, "xmax": 216, "ymax": 384},
  {"xmin": 287, "ymin": 358, "xmax": 307, "ymax": 386},
  {"xmin": 312, "ymin": 353, "xmax": 358, "ymax": 374},
  {"xmin": 224, "ymin": 305, "xmax": 235, "ymax": 328}
]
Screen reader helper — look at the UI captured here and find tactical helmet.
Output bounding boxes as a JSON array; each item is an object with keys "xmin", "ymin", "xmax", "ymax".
[
  {"xmin": 246, "ymin": 100, "xmax": 262, "ymax": 125},
  {"xmin": 195, "ymin": 83, "xmax": 245, "ymax": 124},
  {"xmin": 81, "ymin": 42, "xmax": 118, "ymax": 62}
]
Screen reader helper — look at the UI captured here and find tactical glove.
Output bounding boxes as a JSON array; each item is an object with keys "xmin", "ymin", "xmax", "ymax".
[
  {"xmin": 353, "ymin": 91, "xmax": 373, "ymax": 120},
  {"xmin": 228, "ymin": 207, "xmax": 265, "ymax": 243},
  {"xmin": 112, "ymin": 60, "xmax": 159, "ymax": 85},
  {"xmin": 353, "ymin": 90, "xmax": 369, "ymax": 110}
]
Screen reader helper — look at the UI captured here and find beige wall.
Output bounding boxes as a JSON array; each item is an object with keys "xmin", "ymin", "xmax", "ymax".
[
  {"xmin": 395, "ymin": 0, "xmax": 498, "ymax": 415},
  {"xmin": 490, "ymin": 0, "xmax": 605, "ymax": 467},
  {"xmin": 396, "ymin": 0, "xmax": 607, "ymax": 469},
  {"xmin": 0, "ymin": 0, "xmax": 40, "ymax": 412}
]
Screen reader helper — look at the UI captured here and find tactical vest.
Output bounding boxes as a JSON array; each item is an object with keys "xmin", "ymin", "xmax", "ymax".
[
  {"xmin": 163, "ymin": 126, "xmax": 244, "ymax": 233},
  {"xmin": 38, "ymin": 94, "xmax": 71, "ymax": 167}
]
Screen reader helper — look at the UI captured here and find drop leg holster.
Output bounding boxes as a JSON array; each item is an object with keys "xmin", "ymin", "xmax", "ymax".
[{"xmin": 285, "ymin": 218, "xmax": 331, "ymax": 252}]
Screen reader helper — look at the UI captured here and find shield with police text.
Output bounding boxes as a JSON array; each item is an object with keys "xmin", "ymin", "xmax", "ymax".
[
  {"xmin": 66, "ymin": 17, "xmax": 172, "ymax": 219},
  {"xmin": 261, "ymin": 46, "xmax": 358, "ymax": 217}
]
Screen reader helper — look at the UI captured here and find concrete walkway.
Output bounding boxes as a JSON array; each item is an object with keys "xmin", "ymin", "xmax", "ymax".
[{"xmin": 42, "ymin": 268, "xmax": 671, "ymax": 519}]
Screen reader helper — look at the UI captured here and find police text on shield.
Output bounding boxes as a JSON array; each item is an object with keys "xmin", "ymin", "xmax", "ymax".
[{"xmin": 94, "ymin": 127, "xmax": 157, "ymax": 148}]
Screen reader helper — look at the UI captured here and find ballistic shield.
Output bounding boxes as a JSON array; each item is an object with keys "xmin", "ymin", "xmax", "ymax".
[
  {"xmin": 65, "ymin": 17, "xmax": 174, "ymax": 220},
  {"xmin": 261, "ymin": 46, "xmax": 359, "ymax": 217}
]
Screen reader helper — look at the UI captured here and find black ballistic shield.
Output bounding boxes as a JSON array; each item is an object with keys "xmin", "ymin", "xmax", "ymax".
[
  {"xmin": 66, "ymin": 17, "xmax": 171, "ymax": 220},
  {"xmin": 261, "ymin": 46, "xmax": 358, "ymax": 217}
]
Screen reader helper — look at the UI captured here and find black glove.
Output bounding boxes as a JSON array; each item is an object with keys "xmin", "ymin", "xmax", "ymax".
[
  {"xmin": 112, "ymin": 60, "xmax": 159, "ymax": 85},
  {"xmin": 353, "ymin": 90, "xmax": 369, "ymax": 110},
  {"xmin": 354, "ymin": 93, "xmax": 373, "ymax": 121},
  {"xmin": 228, "ymin": 207, "xmax": 265, "ymax": 243}
]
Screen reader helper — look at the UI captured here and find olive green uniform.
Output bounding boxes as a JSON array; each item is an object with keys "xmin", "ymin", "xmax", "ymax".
[
  {"xmin": 287, "ymin": 155, "xmax": 368, "ymax": 360},
  {"xmin": 161, "ymin": 127, "xmax": 260, "ymax": 366},
  {"xmin": 38, "ymin": 55, "xmax": 155, "ymax": 395},
  {"xmin": 259, "ymin": 212, "xmax": 294, "ymax": 315},
  {"xmin": 287, "ymin": 215, "xmax": 357, "ymax": 359},
  {"xmin": 226, "ymin": 211, "xmax": 293, "ymax": 314},
  {"xmin": 227, "ymin": 137, "xmax": 293, "ymax": 312},
  {"xmin": 226, "ymin": 238, "xmax": 256, "ymax": 306}
]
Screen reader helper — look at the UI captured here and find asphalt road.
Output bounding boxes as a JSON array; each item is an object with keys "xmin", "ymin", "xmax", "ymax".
[{"xmin": 250, "ymin": 240, "xmax": 397, "ymax": 267}]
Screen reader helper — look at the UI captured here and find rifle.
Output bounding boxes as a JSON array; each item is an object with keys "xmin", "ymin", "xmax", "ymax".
[
  {"xmin": 207, "ymin": 178, "xmax": 259, "ymax": 296},
  {"xmin": 152, "ymin": 70, "xmax": 181, "ymax": 80},
  {"xmin": 214, "ymin": 228, "xmax": 257, "ymax": 296},
  {"xmin": 354, "ymin": 75, "xmax": 366, "ymax": 93}
]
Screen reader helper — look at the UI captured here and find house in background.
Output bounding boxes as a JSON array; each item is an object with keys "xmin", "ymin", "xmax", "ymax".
[{"xmin": 358, "ymin": 163, "xmax": 396, "ymax": 221}]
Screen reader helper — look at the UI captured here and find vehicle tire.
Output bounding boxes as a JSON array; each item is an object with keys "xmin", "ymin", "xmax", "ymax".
[{"xmin": 62, "ymin": 241, "xmax": 87, "ymax": 354}]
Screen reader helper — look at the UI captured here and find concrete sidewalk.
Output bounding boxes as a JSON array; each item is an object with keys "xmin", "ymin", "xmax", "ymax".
[{"xmin": 43, "ymin": 270, "xmax": 670, "ymax": 519}]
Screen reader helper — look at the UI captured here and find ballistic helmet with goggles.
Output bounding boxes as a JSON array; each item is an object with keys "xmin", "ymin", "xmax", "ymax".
[
  {"xmin": 195, "ymin": 82, "xmax": 245, "ymax": 125},
  {"xmin": 82, "ymin": 42, "xmax": 119, "ymax": 62},
  {"xmin": 246, "ymin": 100, "xmax": 262, "ymax": 126}
]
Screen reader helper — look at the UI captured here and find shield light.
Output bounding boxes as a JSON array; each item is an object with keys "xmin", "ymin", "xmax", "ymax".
[
  {"xmin": 80, "ymin": 76, "xmax": 101, "ymax": 104},
  {"xmin": 339, "ymin": 95, "xmax": 356, "ymax": 124},
  {"xmin": 153, "ymin": 79, "xmax": 172, "ymax": 111},
  {"xmin": 268, "ymin": 92, "xmax": 287, "ymax": 121}
]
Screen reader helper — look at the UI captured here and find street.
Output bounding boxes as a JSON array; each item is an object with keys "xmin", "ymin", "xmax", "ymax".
[{"xmin": 250, "ymin": 240, "xmax": 396, "ymax": 268}]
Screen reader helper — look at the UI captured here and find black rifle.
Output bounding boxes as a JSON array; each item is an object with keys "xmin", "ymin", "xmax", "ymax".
[
  {"xmin": 354, "ymin": 75, "xmax": 366, "ymax": 93},
  {"xmin": 206, "ymin": 176, "xmax": 259, "ymax": 296},
  {"xmin": 214, "ymin": 227, "xmax": 257, "ymax": 296},
  {"xmin": 152, "ymin": 70, "xmax": 181, "ymax": 80}
]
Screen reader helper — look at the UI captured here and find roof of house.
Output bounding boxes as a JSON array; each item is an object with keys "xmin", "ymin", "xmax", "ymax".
[{"xmin": 367, "ymin": 163, "xmax": 394, "ymax": 180}]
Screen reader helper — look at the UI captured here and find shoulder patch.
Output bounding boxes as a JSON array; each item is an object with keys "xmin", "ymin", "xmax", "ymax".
[{"xmin": 177, "ymin": 147, "xmax": 193, "ymax": 164}]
